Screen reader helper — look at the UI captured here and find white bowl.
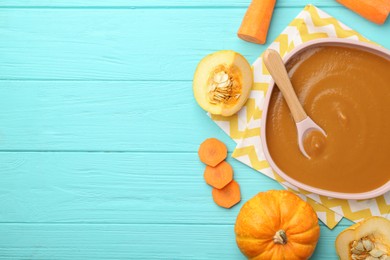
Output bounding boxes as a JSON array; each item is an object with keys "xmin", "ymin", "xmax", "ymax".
[{"xmin": 260, "ymin": 38, "xmax": 390, "ymax": 200}]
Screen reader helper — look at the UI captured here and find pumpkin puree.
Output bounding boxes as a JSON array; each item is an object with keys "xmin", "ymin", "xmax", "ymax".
[{"xmin": 266, "ymin": 46, "xmax": 390, "ymax": 193}]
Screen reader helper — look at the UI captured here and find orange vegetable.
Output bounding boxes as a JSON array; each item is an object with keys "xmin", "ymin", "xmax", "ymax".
[
  {"xmin": 204, "ymin": 161, "xmax": 233, "ymax": 189},
  {"xmin": 335, "ymin": 216, "xmax": 390, "ymax": 260},
  {"xmin": 235, "ymin": 190, "xmax": 320, "ymax": 259},
  {"xmin": 193, "ymin": 50, "xmax": 253, "ymax": 116},
  {"xmin": 381, "ymin": 0, "xmax": 390, "ymax": 12},
  {"xmin": 337, "ymin": 0, "xmax": 389, "ymax": 24},
  {"xmin": 198, "ymin": 138, "xmax": 227, "ymax": 167},
  {"xmin": 212, "ymin": 180, "xmax": 241, "ymax": 208},
  {"xmin": 384, "ymin": 0, "xmax": 390, "ymax": 12},
  {"xmin": 237, "ymin": 0, "xmax": 276, "ymax": 44}
]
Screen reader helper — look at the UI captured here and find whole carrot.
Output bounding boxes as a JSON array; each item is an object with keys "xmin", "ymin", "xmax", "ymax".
[
  {"xmin": 237, "ymin": 0, "xmax": 277, "ymax": 44},
  {"xmin": 337, "ymin": 0, "xmax": 390, "ymax": 25}
]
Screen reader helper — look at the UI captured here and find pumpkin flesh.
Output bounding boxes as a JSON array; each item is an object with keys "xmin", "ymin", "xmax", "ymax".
[
  {"xmin": 335, "ymin": 216, "xmax": 390, "ymax": 260},
  {"xmin": 193, "ymin": 50, "xmax": 253, "ymax": 116}
]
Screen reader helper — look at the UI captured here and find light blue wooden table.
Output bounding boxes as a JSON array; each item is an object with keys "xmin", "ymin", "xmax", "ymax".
[{"xmin": 0, "ymin": 0, "xmax": 389, "ymax": 259}]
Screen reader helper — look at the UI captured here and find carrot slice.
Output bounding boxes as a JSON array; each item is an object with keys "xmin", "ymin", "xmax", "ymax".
[
  {"xmin": 237, "ymin": 0, "xmax": 276, "ymax": 44},
  {"xmin": 337, "ymin": 0, "xmax": 389, "ymax": 25},
  {"xmin": 204, "ymin": 161, "xmax": 234, "ymax": 189},
  {"xmin": 212, "ymin": 180, "xmax": 241, "ymax": 208},
  {"xmin": 198, "ymin": 138, "xmax": 227, "ymax": 167}
]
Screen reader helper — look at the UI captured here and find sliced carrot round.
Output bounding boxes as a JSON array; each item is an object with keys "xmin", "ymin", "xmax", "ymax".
[
  {"xmin": 204, "ymin": 161, "xmax": 233, "ymax": 189},
  {"xmin": 198, "ymin": 138, "xmax": 227, "ymax": 167},
  {"xmin": 212, "ymin": 180, "xmax": 241, "ymax": 208}
]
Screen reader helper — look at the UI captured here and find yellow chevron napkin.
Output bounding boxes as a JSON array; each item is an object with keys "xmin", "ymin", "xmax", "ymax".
[{"xmin": 211, "ymin": 4, "xmax": 390, "ymax": 229}]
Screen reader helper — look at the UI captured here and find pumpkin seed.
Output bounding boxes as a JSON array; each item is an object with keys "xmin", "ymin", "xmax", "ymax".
[
  {"xmin": 220, "ymin": 73, "xmax": 229, "ymax": 83},
  {"xmin": 209, "ymin": 83, "xmax": 217, "ymax": 92},
  {"xmin": 352, "ymin": 248, "xmax": 364, "ymax": 254},
  {"xmin": 213, "ymin": 72, "xmax": 222, "ymax": 83},
  {"xmin": 215, "ymin": 92, "xmax": 227, "ymax": 98},
  {"xmin": 370, "ymin": 249, "xmax": 386, "ymax": 258},
  {"xmin": 355, "ymin": 241, "xmax": 365, "ymax": 252},
  {"xmin": 208, "ymin": 68, "xmax": 241, "ymax": 105},
  {"xmin": 363, "ymin": 239, "xmax": 374, "ymax": 251},
  {"xmin": 213, "ymin": 95, "xmax": 224, "ymax": 101},
  {"xmin": 379, "ymin": 255, "xmax": 390, "ymax": 260},
  {"xmin": 376, "ymin": 244, "xmax": 388, "ymax": 253},
  {"xmin": 215, "ymin": 88, "xmax": 230, "ymax": 93},
  {"xmin": 208, "ymin": 98, "xmax": 217, "ymax": 104},
  {"xmin": 217, "ymin": 81, "xmax": 230, "ymax": 89},
  {"xmin": 213, "ymin": 71, "xmax": 228, "ymax": 83},
  {"xmin": 352, "ymin": 254, "xmax": 366, "ymax": 260}
]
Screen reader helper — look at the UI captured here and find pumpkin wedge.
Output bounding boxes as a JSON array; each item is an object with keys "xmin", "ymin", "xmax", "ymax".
[
  {"xmin": 235, "ymin": 190, "xmax": 320, "ymax": 260},
  {"xmin": 193, "ymin": 50, "xmax": 253, "ymax": 116},
  {"xmin": 335, "ymin": 216, "xmax": 390, "ymax": 260}
]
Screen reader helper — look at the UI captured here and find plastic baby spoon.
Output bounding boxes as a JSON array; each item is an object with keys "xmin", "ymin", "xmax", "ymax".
[{"xmin": 263, "ymin": 49, "xmax": 326, "ymax": 159}]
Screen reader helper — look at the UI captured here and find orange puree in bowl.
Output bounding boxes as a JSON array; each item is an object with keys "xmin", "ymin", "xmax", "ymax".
[{"xmin": 266, "ymin": 46, "xmax": 390, "ymax": 193}]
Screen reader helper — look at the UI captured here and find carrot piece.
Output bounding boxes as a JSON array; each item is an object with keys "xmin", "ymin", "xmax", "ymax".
[
  {"xmin": 198, "ymin": 138, "xmax": 227, "ymax": 167},
  {"xmin": 337, "ymin": 0, "xmax": 389, "ymax": 25},
  {"xmin": 212, "ymin": 180, "xmax": 241, "ymax": 208},
  {"xmin": 383, "ymin": 0, "xmax": 390, "ymax": 12},
  {"xmin": 237, "ymin": 0, "xmax": 276, "ymax": 44},
  {"xmin": 204, "ymin": 161, "xmax": 234, "ymax": 189}
]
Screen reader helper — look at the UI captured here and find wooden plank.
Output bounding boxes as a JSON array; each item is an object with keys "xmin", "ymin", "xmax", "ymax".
[
  {"xmin": 1, "ymin": 8, "xmax": 389, "ymax": 81},
  {"xmin": 0, "ymin": 81, "xmax": 235, "ymax": 151},
  {"xmin": 0, "ymin": 0, "xmax": 338, "ymax": 8},
  {"xmin": 0, "ymin": 152, "xmax": 352, "ymax": 226},
  {"xmin": 0, "ymin": 152, "xmax": 282, "ymax": 224},
  {"xmin": 0, "ymin": 223, "xmax": 347, "ymax": 259}
]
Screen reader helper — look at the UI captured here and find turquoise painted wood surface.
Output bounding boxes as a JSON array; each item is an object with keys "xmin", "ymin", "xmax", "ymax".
[{"xmin": 0, "ymin": 0, "xmax": 389, "ymax": 259}]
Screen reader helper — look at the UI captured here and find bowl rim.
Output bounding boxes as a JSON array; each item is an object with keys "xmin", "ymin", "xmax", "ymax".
[{"xmin": 260, "ymin": 38, "xmax": 390, "ymax": 200}]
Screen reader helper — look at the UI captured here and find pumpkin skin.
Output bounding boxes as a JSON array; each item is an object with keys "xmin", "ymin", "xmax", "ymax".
[{"xmin": 234, "ymin": 190, "xmax": 320, "ymax": 260}]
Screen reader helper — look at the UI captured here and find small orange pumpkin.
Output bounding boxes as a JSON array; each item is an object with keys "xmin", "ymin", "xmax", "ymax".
[{"xmin": 234, "ymin": 190, "xmax": 320, "ymax": 260}]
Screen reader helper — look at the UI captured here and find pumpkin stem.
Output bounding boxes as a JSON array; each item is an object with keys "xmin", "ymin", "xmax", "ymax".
[{"xmin": 273, "ymin": 230, "xmax": 287, "ymax": 245}]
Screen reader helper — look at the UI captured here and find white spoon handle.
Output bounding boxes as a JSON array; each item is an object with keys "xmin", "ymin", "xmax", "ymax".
[{"xmin": 263, "ymin": 49, "xmax": 307, "ymax": 123}]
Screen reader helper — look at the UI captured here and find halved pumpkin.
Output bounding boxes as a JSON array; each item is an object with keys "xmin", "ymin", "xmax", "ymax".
[
  {"xmin": 193, "ymin": 50, "xmax": 253, "ymax": 116},
  {"xmin": 335, "ymin": 216, "xmax": 390, "ymax": 260}
]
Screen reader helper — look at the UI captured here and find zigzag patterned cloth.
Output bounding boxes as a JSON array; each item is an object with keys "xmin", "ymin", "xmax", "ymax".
[{"xmin": 211, "ymin": 4, "xmax": 390, "ymax": 229}]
